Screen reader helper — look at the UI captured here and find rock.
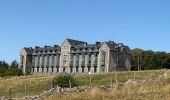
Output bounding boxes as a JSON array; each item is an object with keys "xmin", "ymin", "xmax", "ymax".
[
  {"xmin": 19, "ymin": 87, "xmax": 88, "ymax": 100},
  {"xmin": 125, "ymin": 79, "xmax": 138, "ymax": 86},
  {"xmin": 0, "ymin": 96, "xmax": 10, "ymax": 100},
  {"xmin": 163, "ymin": 72, "xmax": 168, "ymax": 79}
]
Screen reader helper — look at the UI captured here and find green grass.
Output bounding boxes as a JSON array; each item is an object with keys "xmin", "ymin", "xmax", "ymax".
[
  {"xmin": 75, "ymin": 70, "xmax": 166, "ymax": 87},
  {"xmin": 46, "ymin": 78, "xmax": 170, "ymax": 100},
  {"xmin": 0, "ymin": 70, "xmax": 169, "ymax": 98},
  {"xmin": 0, "ymin": 75, "xmax": 53, "ymax": 97}
]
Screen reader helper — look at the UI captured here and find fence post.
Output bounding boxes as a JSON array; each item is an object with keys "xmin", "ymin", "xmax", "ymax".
[
  {"xmin": 89, "ymin": 77, "xmax": 92, "ymax": 88},
  {"xmin": 24, "ymin": 83, "xmax": 28, "ymax": 96},
  {"xmin": 69, "ymin": 80, "xmax": 72, "ymax": 89},
  {"xmin": 110, "ymin": 76, "xmax": 113, "ymax": 88},
  {"xmin": 134, "ymin": 72, "xmax": 136, "ymax": 81},
  {"xmin": 150, "ymin": 72, "xmax": 153, "ymax": 79},
  {"xmin": 9, "ymin": 88, "xmax": 12, "ymax": 98},
  {"xmin": 115, "ymin": 71, "xmax": 118, "ymax": 85},
  {"xmin": 126, "ymin": 74, "xmax": 129, "ymax": 81},
  {"xmin": 51, "ymin": 79, "xmax": 55, "ymax": 88}
]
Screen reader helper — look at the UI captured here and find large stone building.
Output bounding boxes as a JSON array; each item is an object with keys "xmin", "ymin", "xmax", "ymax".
[{"xmin": 19, "ymin": 39, "xmax": 131, "ymax": 74}]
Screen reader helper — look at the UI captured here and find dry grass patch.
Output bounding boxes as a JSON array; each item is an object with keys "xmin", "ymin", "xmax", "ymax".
[
  {"xmin": 0, "ymin": 70, "xmax": 169, "ymax": 98},
  {"xmin": 0, "ymin": 75, "xmax": 55, "ymax": 97},
  {"xmin": 46, "ymin": 79, "xmax": 170, "ymax": 100}
]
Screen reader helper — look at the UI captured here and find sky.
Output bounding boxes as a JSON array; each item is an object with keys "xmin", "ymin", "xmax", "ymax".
[{"xmin": 0, "ymin": 0, "xmax": 170, "ymax": 63}]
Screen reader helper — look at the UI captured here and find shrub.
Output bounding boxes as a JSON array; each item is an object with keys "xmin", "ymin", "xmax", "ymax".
[
  {"xmin": 0, "ymin": 68, "xmax": 23, "ymax": 77},
  {"xmin": 54, "ymin": 74, "xmax": 79, "ymax": 88}
]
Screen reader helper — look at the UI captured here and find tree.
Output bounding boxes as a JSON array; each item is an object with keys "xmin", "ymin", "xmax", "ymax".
[
  {"xmin": 54, "ymin": 74, "xmax": 79, "ymax": 88},
  {"xmin": 0, "ymin": 60, "xmax": 9, "ymax": 68},
  {"xmin": 131, "ymin": 49, "xmax": 170, "ymax": 70},
  {"xmin": 0, "ymin": 60, "xmax": 23, "ymax": 77},
  {"xmin": 10, "ymin": 60, "xmax": 18, "ymax": 68},
  {"xmin": 131, "ymin": 48, "xmax": 144, "ymax": 70}
]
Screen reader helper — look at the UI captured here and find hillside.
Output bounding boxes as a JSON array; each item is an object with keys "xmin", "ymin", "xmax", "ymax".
[{"xmin": 0, "ymin": 70, "xmax": 169, "ymax": 99}]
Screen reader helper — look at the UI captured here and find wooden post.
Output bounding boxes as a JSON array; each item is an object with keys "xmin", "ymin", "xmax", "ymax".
[
  {"xmin": 115, "ymin": 71, "xmax": 118, "ymax": 85},
  {"xmin": 126, "ymin": 74, "xmax": 129, "ymax": 81},
  {"xmin": 69, "ymin": 80, "xmax": 72, "ymax": 88},
  {"xmin": 24, "ymin": 83, "xmax": 28, "ymax": 96},
  {"xmin": 89, "ymin": 77, "xmax": 92, "ymax": 88},
  {"xmin": 9, "ymin": 88, "xmax": 12, "ymax": 98},
  {"xmin": 134, "ymin": 72, "xmax": 136, "ymax": 81},
  {"xmin": 51, "ymin": 79, "xmax": 55, "ymax": 88},
  {"xmin": 110, "ymin": 76, "xmax": 113, "ymax": 88},
  {"xmin": 105, "ymin": 77, "xmax": 107, "ymax": 86}
]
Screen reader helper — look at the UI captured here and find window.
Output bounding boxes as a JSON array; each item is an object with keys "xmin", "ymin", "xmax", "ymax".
[
  {"xmin": 101, "ymin": 52, "xmax": 106, "ymax": 66},
  {"xmin": 70, "ymin": 66, "xmax": 73, "ymax": 73},
  {"xmin": 46, "ymin": 66, "xmax": 49, "ymax": 72},
  {"xmin": 82, "ymin": 66, "xmax": 84, "ymax": 73},
  {"xmin": 76, "ymin": 66, "xmax": 78, "ymax": 72},
  {"xmin": 63, "ymin": 60, "xmax": 67, "ymax": 65},
  {"xmin": 57, "ymin": 66, "xmax": 59, "ymax": 72},
  {"xmin": 88, "ymin": 66, "xmax": 90, "ymax": 72},
  {"xmin": 21, "ymin": 56, "xmax": 24, "ymax": 66},
  {"xmin": 94, "ymin": 66, "xmax": 97, "ymax": 73},
  {"xmin": 41, "ymin": 66, "xmax": 44, "ymax": 73},
  {"xmin": 91, "ymin": 47, "xmax": 94, "ymax": 51},
  {"xmin": 32, "ymin": 67, "xmax": 34, "ymax": 72},
  {"xmin": 51, "ymin": 66, "xmax": 54, "ymax": 73},
  {"xmin": 37, "ymin": 66, "xmax": 39, "ymax": 72},
  {"xmin": 63, "ymin": 68, "xmax": 66, "ymax": 72}
]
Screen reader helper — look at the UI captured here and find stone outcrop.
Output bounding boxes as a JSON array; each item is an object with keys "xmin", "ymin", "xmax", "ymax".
[{"xmin": 21, "ymin": 87, "xmax": 86, "ymax": 100}]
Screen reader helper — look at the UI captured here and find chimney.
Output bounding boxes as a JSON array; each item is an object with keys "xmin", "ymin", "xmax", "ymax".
[
  {"xmin": 35, "ymin": 46, "xmax": 40, "ymax": 49},
  {"xmin": 96, "ymin": 42, "xmax": 101, "ymax": 45},
  {"xmin": 54, "ymin": 45, "xmax": 59, "ymax": 48}
]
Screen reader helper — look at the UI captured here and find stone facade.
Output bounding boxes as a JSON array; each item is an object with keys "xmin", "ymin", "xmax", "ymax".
[{"xmin": 19, "ymin": 39, "xmax": 131, "ymax": 74}]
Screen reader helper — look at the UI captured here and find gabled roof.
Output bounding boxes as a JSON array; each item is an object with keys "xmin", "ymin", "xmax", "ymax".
[
  {"xmin": 24, "ymin": 48, "xmax": 33, "ymax": 54},
  {"xmin": 123, "ymin": 46, "xmax": 131, "ymax": 54},
  {"xmin": 20, "ymin": 47, "xmax": 33, "ymax": 55},
  {"xmin": 33, "ymin": 45, "xmax": 60, "ymax": 53},
  {"xmin": 66, "ymin": 38, "xmax": 87, "ymax": 46},
  {"xmin": 105, "ymin": 42, "xmax": 115, "ymax": 50}
]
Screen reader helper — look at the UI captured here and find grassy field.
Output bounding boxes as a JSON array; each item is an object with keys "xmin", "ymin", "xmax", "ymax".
[
  {"xmin": 0, "ymin": 75, "xmax": 54, "ymax": 97},
  {"xmin": 0, "ymin": 70, "xmax": 169, "ymax": 98},
  {"xmin": 46, "ymin": 78, "xmax": 170, "ymax": 100}
]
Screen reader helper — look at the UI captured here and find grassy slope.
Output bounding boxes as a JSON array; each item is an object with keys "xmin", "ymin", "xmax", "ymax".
[
  {"xmin": 0, "ymin": 75, "xmax": 54, "ymax": 97},
  {"xmin": 46, "ymin": 79, "xmax": 170, "ymax": 100},
  {"xmin": 0, "ymin": 70, "xmax": 169, "ymax": 98}
]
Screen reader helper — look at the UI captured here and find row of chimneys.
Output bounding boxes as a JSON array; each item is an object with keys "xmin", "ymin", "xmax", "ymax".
[{"xmin": 32, "ymin": 41, "xmax": 123, "ymax": 49}]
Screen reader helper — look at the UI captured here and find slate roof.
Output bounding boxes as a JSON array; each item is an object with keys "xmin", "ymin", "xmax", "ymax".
[
  {"xmin": 32, "ymin": 45, "xmax": 61, "ymax": 54},
  {"xmin": 66, "ymin": 38, "xmax": 87, "ymax": 46},
  {"xmin": 23, "ymin": 47, "xmax": 33, "ymax": 54},
  {"xmin": 22, "ymin": 38, "xmax": 131, "ymax": 54},
  {"xmin": 105, "ymin": 42, "xmax": 115, "ymax": 50}
]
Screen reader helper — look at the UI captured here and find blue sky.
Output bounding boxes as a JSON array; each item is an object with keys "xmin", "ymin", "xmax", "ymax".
[{"xmin": 0, "ymin": 0, "xmax": 170, "ymax": 63}]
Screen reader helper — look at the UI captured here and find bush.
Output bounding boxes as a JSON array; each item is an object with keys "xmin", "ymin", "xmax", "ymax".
[
  {"xmin": 54, "ymin": 74, "xmax": 79, "ymax": 88},
  {"xmin": 0, "ymin": 68, "xmax": 23, "ymax": 77}
]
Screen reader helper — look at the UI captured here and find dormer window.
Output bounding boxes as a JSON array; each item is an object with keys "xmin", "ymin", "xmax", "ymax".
[
  {"xmin": 91, "ymin": 47, "xmax": 95, "ymax": 51},
  {"xmin": 36, "ymin": 51, "xmax": 38, "ymax": 54},
  {"xmin": 85, "ymin": 48, "xmax": 88, "ymax": 51},
  {"xmin": 80, "ymin": 48, "xmax": 83, "ymax": 51}
]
